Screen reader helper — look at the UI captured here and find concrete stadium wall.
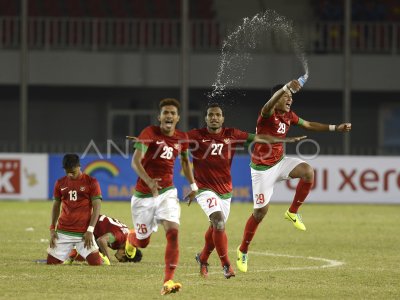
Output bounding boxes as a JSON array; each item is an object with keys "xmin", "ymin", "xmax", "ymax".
[{"xmin": 0, "ymin": 51, "xmax": 399, "ymax": 91}]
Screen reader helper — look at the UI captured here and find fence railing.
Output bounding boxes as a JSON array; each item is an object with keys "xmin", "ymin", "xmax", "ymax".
[{"xmin": 0, "ymin": 17, "xmax": 399, "ymax": 53}]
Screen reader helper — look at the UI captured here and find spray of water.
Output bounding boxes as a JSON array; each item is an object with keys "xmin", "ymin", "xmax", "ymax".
[{"xmin": 209, "ymin": 10, "xmax": 309, "ymax": 103}]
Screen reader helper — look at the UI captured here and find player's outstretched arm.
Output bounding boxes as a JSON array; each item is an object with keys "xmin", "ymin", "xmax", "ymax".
[
  {"xmin": 254, "ymin": 134, "xmax": 307, "ymax": 144},
  {"xmin": 261, "ymin": 80, "xmax": 301, "ymax": 116},
  {"xmin": 126, "ymin": 136, "xmax": 138, "ymax": 141},
  {"xmin": 300, "ymin": 120, "xmax": 352, "ymax": 132},
  {"xmin": 131, "ymin": 149, "xmax": 161, "ymax": 196},
  {"xmin": 180, "ymin": 153, "xmax": 198, "ymax": 206}
]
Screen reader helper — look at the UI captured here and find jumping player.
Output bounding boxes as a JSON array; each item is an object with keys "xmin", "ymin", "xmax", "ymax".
[
  {"xmin": 236, "ymin": 79, "xmax": 352, "ymax": 273},
  {"xmin": 126, "ymin": 98, "xmax": 197, "ymax": 295},
  {"xmin": 187, "ymin": 103, "xmax": 306, "ymax": 279},
  {"xmin": 47, "ymin": 154, "xmax": 107, "ymax": 265}
]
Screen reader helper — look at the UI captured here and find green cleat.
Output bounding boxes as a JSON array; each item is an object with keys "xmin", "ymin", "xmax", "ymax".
[
  {"xmin": 125, "ymin": 238, "xmax": 137, "ymax": 259},
  {"xmin": 236, "ymin": 246, "xmax": 248, "ymax": 273},
  {"xmin": 99, "ymin": 252, "xmax": 110, "ymax": 265},
  {"xmin": 284, "ymin": 210, "xmax": 306, "ymax": 231}
]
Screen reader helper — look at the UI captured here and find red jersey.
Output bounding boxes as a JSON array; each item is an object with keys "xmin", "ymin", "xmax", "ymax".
[
  {"xmin": 94, "ymin": 215, "xmax": 129, "ymax": 250},
  {"xmin": 53, "ymin": 173, "xmax": 102, "ymax": 235},
  {"xmin": 134, "ymin": 125, "xmax": 189, "ymax": 196},
  {"xmin": 251, "ymin": 110, "xmax": 302, "ymax": 167},
  {"xmin": 187, "ymin": 127, "xmax": 252, "ymax": 196}
]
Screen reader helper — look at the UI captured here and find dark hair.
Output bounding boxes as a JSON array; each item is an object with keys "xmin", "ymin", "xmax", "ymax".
[
  {"xmin": 62, "ymin": 154, "xmax": 80, "ymax": 169},
  {"xmin": 159, "ymin": 98, "xmax": 180, "ymax": 113},
  {"xmin": 271, "ymin": 84, "xmax": 285, "ymax": 96},
  {"xmin": 205, "ymin": 103, "xmax": 224, "ymax": 116}
]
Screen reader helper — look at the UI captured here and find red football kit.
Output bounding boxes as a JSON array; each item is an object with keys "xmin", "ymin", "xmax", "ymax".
[
  {"xmin": 94, "ymin": 215, "xmax": 129, "ymax": 250},
  {"xmin": 187, "ymin": 127, "xmax": 253, "ymax": 196},
  {"xmin": 134, "ymin": 125, "xmax": 189, "ymax": 196},
  {"xmin": 251, "ymin": 111, "xmax": 303, "ymax": 166},
  {"xmin": 53, "ymin": 173, "xmax": 102, "ymax": 235}
]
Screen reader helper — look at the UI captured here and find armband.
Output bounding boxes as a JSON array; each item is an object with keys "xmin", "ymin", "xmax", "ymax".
[
  {"xmin": 329, "ymin": 125, "xmax": 336, "ymax": 132},
  {"xmin": 87, "ymin": 226, "xmax": 95, "ymax": 233}
]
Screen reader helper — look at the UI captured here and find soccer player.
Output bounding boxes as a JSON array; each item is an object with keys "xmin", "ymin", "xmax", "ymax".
[
  {"xmin": 126, "ymin": 98, "xmax": 197, "ymax": 295},
  {"xmin": 66, "ymin": 214, "xmax": 142, "ymax": 264},
  {"xmin": 47, "ymin": 154, "xmax": 107, "ymax": 265},
  {"xmin": 187, "ymin": 103, "xmax": 306, "ymax": 279},
  {"xmin": 236, "ymin": 79, "xmax": 352, "ymax": 273}
]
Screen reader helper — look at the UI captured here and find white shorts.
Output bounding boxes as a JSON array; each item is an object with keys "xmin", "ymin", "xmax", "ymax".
[
  {"xmin": 196, "ymin": 190, "xmax": 231, "ymax": 223},
  {"xmin": 47, "ymin": 232, "xmax": 98, "ymax": 262},
  {"xmin": 131, "ymin": 188, "xmax": 181, "ymax": 240},
  {"xmin": 251, "ymin": 156, "xmax": 305, "ymax": 209}
]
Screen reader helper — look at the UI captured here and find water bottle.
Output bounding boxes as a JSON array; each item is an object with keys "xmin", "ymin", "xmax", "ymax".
[{"xmin": 290, "ymin": 74, "xmax": 308, "ymax": 93}]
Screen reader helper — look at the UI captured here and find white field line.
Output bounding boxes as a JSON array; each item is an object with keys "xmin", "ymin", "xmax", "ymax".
[{"xmin": 186, "ymin": 249, "xmax": 345, "ymax": 276}]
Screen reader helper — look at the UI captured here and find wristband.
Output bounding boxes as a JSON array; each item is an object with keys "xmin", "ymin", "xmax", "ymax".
[
  {"xmin": 282, "ymin": 85, "xmax": 290, "ymax": 93},
  {"xmin": 190, "ymin": 183, "xmax": 198, "ymax": 192},
  {"xmin": 329, "ymin": 125, "xmax": 336, "ymax": 132},
  {"xmin": 49, "ymin": 224, "xmax": 55, "ymax": 230},
  {"xmin": 87, "ymin": 226, "xmax": 95, "ymax": 233}
]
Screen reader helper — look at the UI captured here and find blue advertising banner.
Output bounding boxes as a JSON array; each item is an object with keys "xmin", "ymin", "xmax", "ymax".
[{"xmin": 48, "ymin": 154, "xmax": 253, "ymax": 202}]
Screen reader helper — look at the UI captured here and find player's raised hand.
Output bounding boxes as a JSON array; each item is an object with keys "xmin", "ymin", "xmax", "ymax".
[
  {"xmin": 336, "ymin": 123, "xmax": 352, "ymax": 132},
  {"xmin": 126, "ymin": 136, "xmax": 138, "ymax": 141},
  {"xmin": 148, "ymin": 178, "xmax": 162, "ymax": 197},
  {"xmin": 286, "ymin": 135, "xmax": 307, "ymax": 143},
  {"xmin": 286, "ymin": 80, "xmax": 301, "ymax": 93},
  {"xmin": 184, "ymin": 190, "xmax": 198, "ymax": 206},
  {"xmin": 49, "ymin": 229, "xmax": 58, "ymax": 248},
  {"xmin": 83, "ymin": 231, "xmax": 94, "ymax": 249}
]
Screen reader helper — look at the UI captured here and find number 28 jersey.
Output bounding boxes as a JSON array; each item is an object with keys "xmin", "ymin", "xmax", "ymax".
[
  {"xmin": 53, "ymin": 173, "xmax": 102, "ymax": 235},
  {"xmin": 133, "ymin": 125, "xmax": 189, "ymax": 196}
]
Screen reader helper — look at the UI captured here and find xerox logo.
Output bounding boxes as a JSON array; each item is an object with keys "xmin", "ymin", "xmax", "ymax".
[{"xmin": 0, "ymin": 160, "xmax": 21, "ymax": 194}]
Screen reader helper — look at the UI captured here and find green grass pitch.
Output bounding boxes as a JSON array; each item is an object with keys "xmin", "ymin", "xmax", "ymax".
[{"xmin": 0, "ymin": 201, "xmax": 399, "ymax": 299}]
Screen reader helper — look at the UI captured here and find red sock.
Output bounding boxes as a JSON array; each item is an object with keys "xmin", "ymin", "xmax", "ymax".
[
  {"xmin": 239, "ymin": 214, "xmax": 261, "ymax": 254},
  {"xmin": 86, "ymin": 252, "xmax": 102, "ymax": 265},
  {"xmin": 213, "ymin": 229, "xmax": 230, "ymax": 266},
  {"xmin": 289, "ymin": 179, "xmax": 313, "ymax": 213},
  {"xmin": 46, "ymin": 254, "xmax": 62, "ymax": 264},
  {"xmin": 128, "ymin": 230, "xmax": 150, "ymax": 248},
  {"xmin": 199, "ymin": 226, "xmax": 215, "ymax": 263},
  {"xmin": 164, "ymin": 229, "xmax": 179, "ymax": 282}
]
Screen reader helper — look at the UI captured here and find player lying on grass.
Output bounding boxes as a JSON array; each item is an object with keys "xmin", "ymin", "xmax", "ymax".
[
  {"xmin": 65, "ymin": 214, "xmax": 143, "ymax": 264},
  {"xmin": 236, "ymin": 79, "xmax": 351, "ymax": 273}
]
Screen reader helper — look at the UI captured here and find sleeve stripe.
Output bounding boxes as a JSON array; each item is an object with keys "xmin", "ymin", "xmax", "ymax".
[
  {"xmin": 297, "ymin": 118, "xmax": 304, "ymax": 126},
  {"xmin": 246, "ymin": 133, "xmax": 256, "ymax": 143}
]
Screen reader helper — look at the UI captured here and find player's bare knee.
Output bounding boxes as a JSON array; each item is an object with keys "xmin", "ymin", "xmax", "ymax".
[
  {"xmin": 215, "ymin": 220, "xmax": 225, "ymax": 231},
  {"xmin": 253, "ymin": 205, "xmax": 268, "ymax": 222},
  {"xmin": 303, "ymin": 164, "xmax": 314, "ymax": 182}
]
